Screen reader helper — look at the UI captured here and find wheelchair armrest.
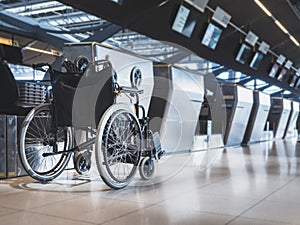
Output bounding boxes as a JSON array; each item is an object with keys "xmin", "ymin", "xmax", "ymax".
[
  {"xmin": 32, "ymin": 63, "xmax": 51, "ymax": 72},
  {"xmin": 119, "ymin": 86, "xmax": 144, "ymax": 95}
]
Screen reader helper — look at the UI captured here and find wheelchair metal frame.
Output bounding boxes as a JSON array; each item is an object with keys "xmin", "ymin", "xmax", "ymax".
[{"xmin": 19, "ymin": 60, "xmax": 162, "ymax": 189}]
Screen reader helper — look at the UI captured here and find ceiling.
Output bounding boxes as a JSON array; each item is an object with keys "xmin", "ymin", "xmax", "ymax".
[
  {"xmin": 54, "ymin": 0, "xmax": 300, "ymax": 99},
  {"xmin": 0, "ymin": 0, "xmax": 300, "ymax": 99},
  {"xmin": 55, "ymin": 0, "xmax": 300, "ymax": 66}
]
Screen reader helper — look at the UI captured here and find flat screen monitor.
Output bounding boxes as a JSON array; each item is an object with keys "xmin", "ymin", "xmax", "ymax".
[
  {"xmin": 249, "ymin": 52, "xmax": 264, "ymax": 70},
  {"xmin": 277, "ymin": 68, "xmax": 287, "ymax": 81},
  {"xmin": 172, "ymin": 5, "xmax": 197, "ymax": 38},
  {"xmin": 235, "ymin": 44, "xmax": 252, "ymax": 64},
  {"xmin": 268, "ymin": 63, "xmax": 279, "ymax": 78},
  {"xmin": 295, "ymin": 78, "xmax": 300, "ymax": 89},
  {"xmin": 289, "ymin": 75, "xmax": 297, "ymax": 87},
  {"xmin": 201, "ymin": 23, "xmax": 222, "ymax": 50}
]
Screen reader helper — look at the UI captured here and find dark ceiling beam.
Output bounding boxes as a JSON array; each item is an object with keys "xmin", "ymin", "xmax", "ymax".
[
  {"xmin": 84, "ymin": 22, "xmax": 122, "ymax": 42},
  {"xmin": 139, "ymin": 50, "xmax": 179, "ymax": 58},
  {"xmin": 57, "ymin": 0, "xmax": 300, "ymax": 99},
  {"xmin": 212, "ymin": 67, "xmax": 227, "ymax": 76},
  {"xmin": 270, "ymin": 90, "xmax": 285, "ymax": 96},
  {"xmin": 0, "ymin": 11, "xmax": 77, "ymax": 49},
  {"xmin": 283, "ymin": 92, "xmax": 299, "ymax": 100},
  {"xmin": 237, "ymin": 77, "xmax": 253, "ymax": 86},
  {"xmin": 163, "ymin": 51, "xmax": 190, "ymax": 64},
  {"xmin": 257, "ymin": 84, "xmax": 272, "ymax": 92}
]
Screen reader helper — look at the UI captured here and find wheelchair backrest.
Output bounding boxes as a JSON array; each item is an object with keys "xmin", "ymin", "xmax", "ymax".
[
  {"xmin": 72, "ymin": 60, "xmax": 115, "ymax": 127},
  {"xmin": 50, "ymin": 60, "xmax": 116, "ymax": 128}
]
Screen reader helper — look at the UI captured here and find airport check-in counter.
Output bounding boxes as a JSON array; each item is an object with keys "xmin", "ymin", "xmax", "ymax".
[
  {"xmin": 0, "ymin": 115, "xmax": 20, "ymax": 179},
  {"xmin": 197, "ymin": 99, "xmax": 212, "ymax": 136},
  {"xmin": 221, "ymin": 84, "xmax": 253, "ymax": 146},
  {"xmin": 148, "ymin": 64, "xmax": 204, "ymax": 153},
  {"xmin": 243, "ymin": 91, "xmax": 271, "ymax": 144},
  {"xmin": 285, "ymin": 101, "xmax": 299, "ymax": 138},
  {"xmin": 63, "ymin": 42, "xmax": 154, "ymax": 114},
  {"xmin": 268, "ymin": 97, "xmax": 291, "ymax": 139},
  {"xmin": 192, "ymin": 97, "xmax": 224, "ymax": 151}
]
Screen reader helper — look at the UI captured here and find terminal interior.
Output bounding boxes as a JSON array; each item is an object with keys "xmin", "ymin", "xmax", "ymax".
[{"xmin": 0, "ymin": 0, "xmax": 300, "ymax": 224}]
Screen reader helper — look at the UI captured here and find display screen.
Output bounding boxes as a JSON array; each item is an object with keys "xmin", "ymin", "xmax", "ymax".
[
  {"xmin": 268, "ymin": 63, "xmax": 279, "ymax": 78},
  {"xmin": 277, "ymin": 68, "xmax": 287, "ymax": 81},
  {"xmin": 289, "ymin": 74, "xmax": 297, "ymax": 87},
  {"xmin": 172, "ymin": 5, "xmax": 197, "ymax": 38},
  {"xmin": 235, "ymin": 44, "xmax": 252, "ymax": 64},
  {"xmin": 295, "ymin": 78, "xmax": 300, "ymax": 89},
  {"xmin": 249, "ymin": 52, "xmax": 264, "ymax": 70},
  {"xmin": 201, "ymin": 23, "xmax": 222, "ymax": 50}
]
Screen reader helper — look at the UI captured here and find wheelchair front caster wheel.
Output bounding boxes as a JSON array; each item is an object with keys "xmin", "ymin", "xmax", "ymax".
[
  {"xmin": 139, "ymin": 156, "xmax": 155, "ymax": 180},
  {"xmin": 75, "ymin": 152, "xmax": 91, "ymax": 175}
]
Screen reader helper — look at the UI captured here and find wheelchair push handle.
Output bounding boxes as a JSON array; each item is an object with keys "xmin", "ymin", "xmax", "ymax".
[{"xmin": 32, "ymin": 63, "xmax": 51, "ymax": 72}]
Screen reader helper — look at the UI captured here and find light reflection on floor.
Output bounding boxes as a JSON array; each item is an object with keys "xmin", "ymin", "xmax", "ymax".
[{"xmin": 0, "ymin": 138, "xmax": 299, "ymax": 225}]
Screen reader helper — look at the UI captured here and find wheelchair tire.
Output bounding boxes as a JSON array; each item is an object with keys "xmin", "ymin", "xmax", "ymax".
[
  {"xmin": 95, "ymin": 104, "xmax": 142, "ymax": 189},
  {"xmin": 19, "ymin": 104, "xmax": 72, "ymax": 181},
  {"xmin": 139, "ymin": 156, "xmax": 155, "ymax": 180}
]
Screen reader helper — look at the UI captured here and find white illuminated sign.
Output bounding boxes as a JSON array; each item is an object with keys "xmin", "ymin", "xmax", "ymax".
[
  {"xmin": 258, "ymin": 41, "xmax": 270, "ymax": 54},
  {"xmin": 245, "ymin": 31, "xmax": 259, "ymax": 47},
  {"xmin": 212, "ymin": 7, "xmax": 231, "ymax": 28},
  {"xmin": 276, "ymin": 55, "xmax": 286, "ymax": 65}
]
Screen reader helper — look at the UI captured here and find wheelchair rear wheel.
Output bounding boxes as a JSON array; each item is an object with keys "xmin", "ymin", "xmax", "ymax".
[
  {"xmin": 95, "ymin": 104, "xmax": 142, "ymax": 189},
  {"xmin": 19, "ymin": 104, "xmax": 72, "ymax": 181}
]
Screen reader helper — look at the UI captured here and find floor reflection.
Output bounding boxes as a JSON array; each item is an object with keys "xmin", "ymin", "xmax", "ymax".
[{"xmin": 0, "ymin": 138, "xmax": 300, "ymax": 225}]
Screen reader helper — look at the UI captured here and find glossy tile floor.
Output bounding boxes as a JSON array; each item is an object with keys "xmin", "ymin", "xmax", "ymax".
[{"xmin": 1, "ymin": 138, "xmax": 300, "ymax": 225}]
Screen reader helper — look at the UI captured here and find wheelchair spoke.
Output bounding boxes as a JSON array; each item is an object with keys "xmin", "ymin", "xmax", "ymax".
[
  {"xmin": 96, "ymin": 106, "xmax": 142, "ymax": 189},
  {"xmin": 19, "ymin": 104, "xmax": 72, "ymax": 181}
]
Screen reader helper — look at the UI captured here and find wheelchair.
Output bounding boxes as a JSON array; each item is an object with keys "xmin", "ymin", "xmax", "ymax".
[{"xmin": 18, "ymin": 58, "xmax": 163, "ymax": 189}]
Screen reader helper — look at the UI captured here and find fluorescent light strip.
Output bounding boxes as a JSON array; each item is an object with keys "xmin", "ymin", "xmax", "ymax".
[
  {"xmin": 24, "ymin": 46, "xmax": 61, "ymax": 56},
  {"xmin": 254, "ymin": 0, "xmax": 300, "ymax": 48},
  {"xmin": 274, "ymin": 20, "xmax": 288, "ymax": 34},
  {"xmin": 254, "ymin": 0, "xmax": 272, "ymax": 16},
  {"xmin": 289, "ymin": 35, "xmax": 300, "ymax": 46}
]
